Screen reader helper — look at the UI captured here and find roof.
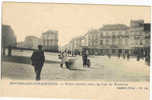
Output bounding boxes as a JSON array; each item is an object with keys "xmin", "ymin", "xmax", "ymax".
[
  {"xmin": 25, "ymin": 36, "xmax": 40, "ymax": 40},
  {"xmin": 2, "ymin": 24, "xmax": 11, "ymax": 28},
  {"xmin": 100, "ymin": 24, "xmax": 129, "ymax": 31},
  {"xmin": 42, "ymin": 30, "xmax": 58, "ymax": 35},
  {"xmin": 87, "ymin": 29, "xmax": 99, "ymax": 34}
]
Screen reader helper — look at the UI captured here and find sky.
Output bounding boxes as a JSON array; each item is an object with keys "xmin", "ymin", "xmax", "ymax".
[{"xmin": 2, "ymin": 2, "xmax": 151, "ymax": 46}]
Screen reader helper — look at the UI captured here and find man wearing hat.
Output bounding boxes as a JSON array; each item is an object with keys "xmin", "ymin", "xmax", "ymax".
[{"xmin": 31, "ymin": 45, "xmax": 45, "ymax": 80}]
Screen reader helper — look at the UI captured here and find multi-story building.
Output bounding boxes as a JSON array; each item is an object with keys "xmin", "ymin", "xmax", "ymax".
[
  {"xmin": 62, "ymin": 35, "xmax": 84, "ymax": 55},
  {"xmin": 64, "ymin": 36, "xmax": 83, "ymax": 55},
  {"xmin": 144, "ymin": 23, "xmax": 151, "ymax": 48},
  {"xmin": 63, "ymin": 20, "xmax": 150, "ymax": 56},
  {"xmin": 128, "ymin": 20, "xmax": 150, "ymax": 57},
  {"xmin": 73, "ymin": 36, "xmax": 83, "ymax": 50},
  {"xmin": 81, "ymin": 34, "xmax": 89, "ymax": 47},
  {"xmin": 97, "ymin": 24, "xmax": 130, "ymax": 55},
  {"xmin": 129, "ymin": 20, "xmax": 145, "ymax": 48},
  {"xmin": 24, "ymin": 36, "xmax": 42, "ymax": 49},
  {"xmin": 84, "ymin": 20, "xmax": 150, "ymax": 56},
  {"xmin": 61, "ymin": 42, "xmax": 71, "ymax": 52},
  {"xmin": 82, "ymin": 29, "xmax": 99, "ymax": 55},
  {"xmin": 42, "ymin": 30, "xmax": 58, "ymax": 52},
  {"xmin": 143, "ymin": 23, "xmax": 151, "ymax": 61},
  {"xmin": 87, "ymin": 29, "xmax": 99, "ymax": 47}
]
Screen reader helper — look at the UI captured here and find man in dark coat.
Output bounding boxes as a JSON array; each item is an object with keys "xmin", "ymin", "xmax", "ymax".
[
  {"xmin": 82, "ymin": 48, "xmax": 88, "ymax": 67},
  {"xmin": 31, "ymin": 45, "xmax": 45, "ymax": 80}
]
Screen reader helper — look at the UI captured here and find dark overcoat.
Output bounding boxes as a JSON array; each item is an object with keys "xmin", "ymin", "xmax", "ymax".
[{"xmin": 31, "ymin": 50, "xmax": 45, "ymax": 67}]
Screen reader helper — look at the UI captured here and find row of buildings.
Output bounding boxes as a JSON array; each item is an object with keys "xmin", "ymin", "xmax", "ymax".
[
  {"xmin": 17, "ymin": 30, "xmax": 59, "ymax": 52},
  {"xmin": 62, "ymin": 20, "xmax": 151, "ymax": 56},
  {"xmin": 2, "ymin": 24, "xmax": 59, "ymax": 52}
]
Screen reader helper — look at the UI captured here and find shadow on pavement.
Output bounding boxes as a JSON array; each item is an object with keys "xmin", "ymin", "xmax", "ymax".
[
  {"xmin": 69, "ymin": 69, "xmax": 87, "ymax": 71},
  {"xmin": 1, "ymin": 61, "xmax": 35, "ymax": 80},
  {"xmin": 2, "ymin": 55, "xmax": 60, "ymax": 64}
]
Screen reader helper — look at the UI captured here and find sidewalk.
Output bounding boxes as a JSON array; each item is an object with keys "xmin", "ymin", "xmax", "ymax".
[{"xmin": 2, "ymin": 55, "xmax": 60, "ymax": 65}]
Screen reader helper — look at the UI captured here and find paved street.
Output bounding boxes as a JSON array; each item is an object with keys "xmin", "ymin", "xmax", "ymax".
[
  {"xmin": 11, "ymin": 49, "xmax": 61, "ymax": 62},
  {"xmin": 2, "ymin": 50, "xmax": 149, "ymax": 81}
]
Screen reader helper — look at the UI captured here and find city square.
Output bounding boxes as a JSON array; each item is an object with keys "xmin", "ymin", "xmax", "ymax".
[
  {"xmin": 0, "ymin": 3, "xmax": 151, "ymax": 100},
  {"xmin": 2, "ymin": 3, "xmax": 150, "ymax": 81},
  {"xmin": 2, "ymin": 50, "xmax": 149, "ymax": 81}
]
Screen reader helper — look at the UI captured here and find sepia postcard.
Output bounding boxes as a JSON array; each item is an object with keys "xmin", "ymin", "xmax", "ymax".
[{"xmin": 0, "ymin": 2, "xmax": 151, "ymax": 100}]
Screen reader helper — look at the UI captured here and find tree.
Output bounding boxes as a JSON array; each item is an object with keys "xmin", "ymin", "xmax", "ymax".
[{"xmin": 2, "ymin": 25, "xmax": 16, "ymax": 55}]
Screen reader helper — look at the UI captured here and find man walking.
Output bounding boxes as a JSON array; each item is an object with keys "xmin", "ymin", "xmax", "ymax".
[
  {"xmin": 31, "ymin": 45, "xmax": 45, "ymax": 81},
  {"xmin": 82, "ymin": 48, "xmax": 88, "ymax": 67}
]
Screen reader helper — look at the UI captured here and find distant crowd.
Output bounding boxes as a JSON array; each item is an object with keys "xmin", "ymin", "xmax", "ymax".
[
  {"xmin": 2, "ymin": 45, "xmax": 150, "ymax": 81},
  {"xmin": 59, "ymin": 47, "xmax": 150, "ymax": 66}
]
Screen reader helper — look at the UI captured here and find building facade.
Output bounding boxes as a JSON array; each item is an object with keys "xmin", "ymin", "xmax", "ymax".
[
  {"xmin": 128, "ymin": 20, "xmax": 150, "ymax": 58},
  {"xmin": 24, "ymin": 36, "xmax": 42, "ymax": 49},
  {"xmin": 96, "ymin": 24, "xmax": 130, "ymax": 55},
  {"xmin": 62, "ymin": 36, "xmax": 83, "ymax": 55},
  {"xmin": 42, "ymin": 30, "xmax": 58, "ymax": 52},
  {"xmin": 81, "ymin": 33, "xmax": 89, "ymax": 47},
  {"xmin": 17, "ymin": 41, "xmax": 24, "ymax": 48},
  {"xmin": 63, "ymin": 20, "xmax": 150, "ymax": 56}
]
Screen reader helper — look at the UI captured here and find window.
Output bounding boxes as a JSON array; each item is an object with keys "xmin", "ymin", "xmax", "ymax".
[
  {"xmin": 88, "ymin": 36, "xmax": 91, "ymax": 40},
  {"xmin": 92, "ymin": 35, "xmax": 94, "ymax": 40},
  {"xmin": 89, "ymin": 42, "xmax": 91, "ymax": 46},
  {"xmin": 106, "ymin": 32, "xmax": 109, "ymax": 37},
  {"xmin": 112, "ymin": 49, "xmax": 115, "ymax": 53},
  {"xmin": 95, "ymin": 34, "xmax": 98, "ymax": 40},
  {"xmin": 140, "ymin": 40, "xmax": 143, "ymax": 45},
  {"xmin": 106, "ymin": 39, "xmax": 109, "ymax": 45},
  {"xmin": 92, "ymin": 42, "xmax": 94, "ymax": 46},
  {"xmin": 100, "ymin": 33, "xmax": 103, "ymax": 38},
  {"xmin": 125, "ymin": 39, "xmax": 128, "ymax": 45},
  {"xmin": 113, "ymin": 34, "xmax": 116, "ymax": 38},
  {"xmin": 103, "ymin": 32, "xmax": 105, "ymax": 36},
  {"xmin": 119, "ymin": 39, "xmax": 122, "ymax": 45},
  {"xmin": 100, "ymin": 40, "xmax": 103, "ymax": 45}
]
